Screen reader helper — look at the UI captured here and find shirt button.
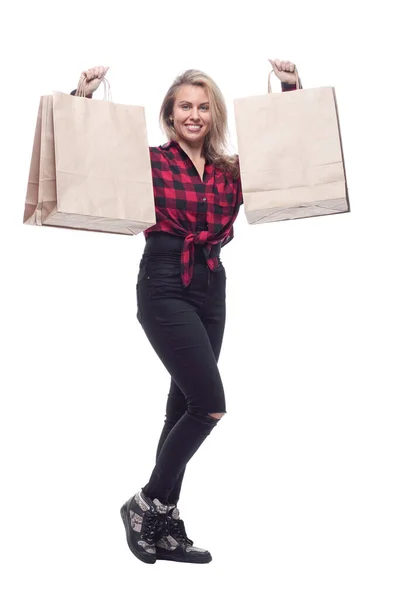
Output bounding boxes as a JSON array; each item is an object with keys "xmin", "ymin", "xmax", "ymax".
[{"xmin": 202, "ymin": 197, "xmax": 206, "ymax": 202}]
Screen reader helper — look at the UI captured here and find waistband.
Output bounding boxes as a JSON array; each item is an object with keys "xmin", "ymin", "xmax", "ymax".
[{"xmin": 143, "ymin": 232, "xmax": 221, "ymax": 265}]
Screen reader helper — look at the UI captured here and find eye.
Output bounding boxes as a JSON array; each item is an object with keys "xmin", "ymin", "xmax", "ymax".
[{"xmin": 180, "ymin": 104, "xmax": 209, "ymax": 110}]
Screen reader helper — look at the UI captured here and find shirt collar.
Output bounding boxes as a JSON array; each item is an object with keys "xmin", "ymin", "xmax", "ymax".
[{"xmin": 161, "ymin": 140, "xmax": 210, "ymax": 165}]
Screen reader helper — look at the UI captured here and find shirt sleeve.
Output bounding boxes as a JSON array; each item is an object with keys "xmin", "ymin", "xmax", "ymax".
[{"xmin": 281, "ymin": 77, "xmax": 303, "ymax": 91}]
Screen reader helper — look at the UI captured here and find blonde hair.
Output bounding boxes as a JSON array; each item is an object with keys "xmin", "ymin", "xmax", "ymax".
[{"xmin": 159, "ymin": 69, "xmax": 240, "ymax": 179}]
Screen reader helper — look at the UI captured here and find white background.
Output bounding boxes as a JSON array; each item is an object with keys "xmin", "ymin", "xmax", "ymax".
[{"xmin": 1, "ymin": 1, "xmax": 399, "ymax": 598}]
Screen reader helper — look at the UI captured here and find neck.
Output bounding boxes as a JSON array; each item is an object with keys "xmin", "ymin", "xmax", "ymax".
[{"xmin": 176, "ymin": 138, "xmax": 205, "ymax": 163}]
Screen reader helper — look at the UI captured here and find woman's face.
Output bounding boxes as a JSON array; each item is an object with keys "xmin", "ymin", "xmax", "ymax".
[{"xmin": 171, "ymin": 85, "xmax": 212, "ymax": 148}]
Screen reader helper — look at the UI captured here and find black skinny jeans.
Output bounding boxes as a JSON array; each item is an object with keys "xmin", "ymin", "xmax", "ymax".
[{"xmin": 136, "ymin": 232, "xmax": 227, "ymax": 506}]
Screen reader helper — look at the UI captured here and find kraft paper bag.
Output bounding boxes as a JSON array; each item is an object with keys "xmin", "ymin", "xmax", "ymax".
[
  {"xmin": 24, "ymin": 98, "xmax": 44, "ymax": 225},
  {"xmin": 24, "ymin": 79, "xmax": 156, "ymax": 235},
  {"xmin": 233, "ymin": 69, "xmax": 350, "ymax": 224}
]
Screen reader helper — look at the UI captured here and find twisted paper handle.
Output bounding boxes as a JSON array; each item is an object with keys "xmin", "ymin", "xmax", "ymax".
[{"xmin": 76, "ymin": 76, "xmax": 112, "ymax": 101}]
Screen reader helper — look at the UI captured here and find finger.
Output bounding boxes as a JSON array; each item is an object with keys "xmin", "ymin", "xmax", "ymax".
[{"xmin": 275, "ymin": 59, "xmax": 282, "ymax": 71}]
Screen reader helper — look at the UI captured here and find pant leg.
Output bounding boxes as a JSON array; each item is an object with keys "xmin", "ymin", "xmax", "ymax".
[
  {"xmin": 154, "ymin": 380, "xmax": 187, "ymax": 504},
  {"xmin": 137, "ymin": 259, "xmax": 227, "ymax": 504},
  {"xmin": 156, "ymin": 276, "xmax": 227, "ymax": 504}
]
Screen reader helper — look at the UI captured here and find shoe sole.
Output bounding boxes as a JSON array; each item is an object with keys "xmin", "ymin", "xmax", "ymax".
[
  {"xmin": 120, "ymin": 504, "xmax": 156, "ymax": 565},
  {"xmin": 156, "ymin": 551, "xmax": 212, "ymax": 564}
]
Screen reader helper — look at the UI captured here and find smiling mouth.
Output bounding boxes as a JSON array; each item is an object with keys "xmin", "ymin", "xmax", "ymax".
[{"xmin": 185, "ymin": 125, "xmax": 202, "ymax": 131}]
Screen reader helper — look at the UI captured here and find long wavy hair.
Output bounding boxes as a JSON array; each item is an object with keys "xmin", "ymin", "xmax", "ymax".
[{"xmin": 159, "ymin": 69, "xmax": 240, "ymax": 179}]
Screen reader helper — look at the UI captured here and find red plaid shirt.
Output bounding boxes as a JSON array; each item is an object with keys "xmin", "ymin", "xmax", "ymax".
[
  {"xmin": 146, "ymin": 139, "xmax": 241, "ymax": 287},
  {"xmin": 70, "ymin": 80, "xmax": 300, "ymax": 287}
]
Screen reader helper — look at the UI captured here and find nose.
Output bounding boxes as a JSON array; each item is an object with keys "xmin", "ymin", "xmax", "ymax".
[{"xmin": 189, "ymin": 108, "xmax": 201, "ymax": 121}]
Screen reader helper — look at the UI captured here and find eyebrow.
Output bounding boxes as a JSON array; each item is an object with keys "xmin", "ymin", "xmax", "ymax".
[{"xmin": 178, "ymin": 101, "xmax": 210, "ymax": 105}]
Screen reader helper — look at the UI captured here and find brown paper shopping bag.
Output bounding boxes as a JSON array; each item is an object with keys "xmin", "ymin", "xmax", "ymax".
[
  {"xmin": 233, "ymin": 69, "xmax": 350, "ymax": 223},
  {"xmin": 24, "ymin": 98, "xmax": 44, "ymax": 225},
  {"xmin": 24, "ymin": 79, "xmax": 156, "ymax": 234}
]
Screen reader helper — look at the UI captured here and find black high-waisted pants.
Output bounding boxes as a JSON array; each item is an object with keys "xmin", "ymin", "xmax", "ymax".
[{"xmin": 136, "ymin": 232, "xmax": 227, "ymax": 505}]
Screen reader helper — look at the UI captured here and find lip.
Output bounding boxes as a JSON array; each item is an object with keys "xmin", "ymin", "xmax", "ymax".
[{"xmin": 185, "ymin": 124, "xmax": 202, "ymax": 129}]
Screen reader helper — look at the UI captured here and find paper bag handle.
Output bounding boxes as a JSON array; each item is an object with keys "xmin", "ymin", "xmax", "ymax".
[
  {"xmin": 268, "ymin": 66, "xmax": 300, "ymax": 93},
  {"xmin": 76, "ymin": 77, "xmax": 112, "ymax": 102}
]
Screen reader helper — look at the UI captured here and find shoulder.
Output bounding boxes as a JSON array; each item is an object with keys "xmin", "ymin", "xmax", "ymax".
[
  {"xmin": 149, "ymin": 141, "xmax": 173, "ymax": 159},
  {"xmin": 149, "ymin": 145, "xmax": 163, "ymax": 156},
  {"xmin": 149, "ymin": 145, "xmax": 167, "ymax": 167},
  {"xmin": 150, "ymin": 141, "xmax": 174, "ymax": 152}
]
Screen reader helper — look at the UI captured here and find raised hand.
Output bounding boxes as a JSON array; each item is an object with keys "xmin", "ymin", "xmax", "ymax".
[
  {"xmin": 77, "ymin": 65, "xmax": 109, "ymax": 96},
  {"xmin": 268, "ymin": 58, "xmax": 297, "ymax": 85}
]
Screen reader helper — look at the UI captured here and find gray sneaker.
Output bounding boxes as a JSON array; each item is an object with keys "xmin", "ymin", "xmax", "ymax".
[{"xmin": 120, "ymin": 490, "xmax": 169, "ymax": 564}]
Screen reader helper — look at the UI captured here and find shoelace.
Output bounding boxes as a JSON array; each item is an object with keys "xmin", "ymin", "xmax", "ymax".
[
  {"xmin": 142, "ymin": 512, "xmax": 168, "ymax": 543},
  {"xmin": 167, "ymin": 517, "xmax": 194, "ymax": 545}
]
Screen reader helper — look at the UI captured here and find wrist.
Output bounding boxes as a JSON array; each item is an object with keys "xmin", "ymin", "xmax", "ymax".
[
  {"xmin": 281, "ymin": 78, "xmax": 302, "ymax": 91},
  {"xmin": 70, "ymin": 88, "xmax": 93, "ymax": 98}
]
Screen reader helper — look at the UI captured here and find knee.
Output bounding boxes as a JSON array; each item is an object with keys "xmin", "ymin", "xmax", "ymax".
[
  {"xmin": 208, "ymin": 412, "xmax": 226, "ymax": 420},
  {"xmin": 187, "ymin": 408, "xmax": 225, "ymax": 424}
]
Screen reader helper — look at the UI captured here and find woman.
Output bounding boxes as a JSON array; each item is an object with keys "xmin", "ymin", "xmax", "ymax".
[{"xmin": 71, "ymin": 59, "xmax": 301, "ymax": 565}]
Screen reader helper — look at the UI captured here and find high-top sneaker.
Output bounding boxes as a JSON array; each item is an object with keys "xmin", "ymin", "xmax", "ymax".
[
  {"xmin": 155, "ymin": 505, "xmax": 212, "ymax": 563},
  {"xmin": 120, "ymin": 490, "xmax": 169, "ymax": 564}
]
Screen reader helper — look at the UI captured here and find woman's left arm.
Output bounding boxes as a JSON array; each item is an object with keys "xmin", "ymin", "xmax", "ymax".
[{"xmin": 268, "ymin": 58, "xmax": 302, "ymax": 91}]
